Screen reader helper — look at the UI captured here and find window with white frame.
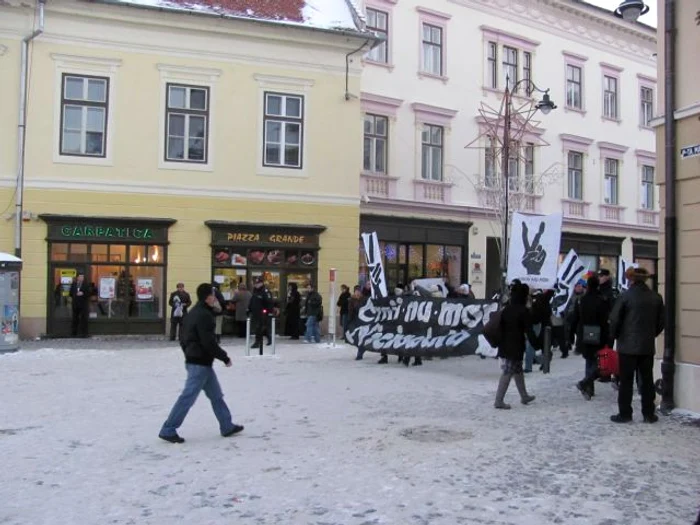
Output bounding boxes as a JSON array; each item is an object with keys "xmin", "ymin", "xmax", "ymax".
[
  {"xmin": 523, "ymin": 52, "xmax": 532, "ymax": 95},
  {"xmin": 60, "ymin": 74, "xmax": 109, "ymax": 157},
  {"xmin": 524, "ymin": 143, "xmax": 535, "ymax": 193},
  {"xmin": 502, "ymin": 46, "xmax": 518, "ymax": 90},
  {"xmin": 604, "ymin": 158, "xmax": 619, "ymax": 205},
  {"xmin": 507, "ymin": 141, "xmax": 520, "ymax": 191},
  {"xmin": 487, "ymin": 42, "xmax": 498, "ymax": 89},
  {"xmin": 484, "ymin": 135, "xmax": 497, "ymax": 187},
  {"xmin": 421, "ymin": 24, "xmax": 443, "ymax": 76},
  {"xmin": 366, "ymin": 8, "xmax": 388, "ymax": 63},
  {"xmin": 603, "ymin": 75, "xmax": 618, "ymax": 119},
  {"xmin": 363, "ymin": 114, "xmax": 387, "ymax": 174},
  {"xmin": 567, "ymin": 151, "xmax": 583, "ymax": 200},
  {"xmin": 641, "ymin": 165, "xmax": 655, "ymax": 210},
  {"xmin": 165, "ymin": 84, "xmax": 209, "ymax": 163},
  {"xmin": 566, "ymin": 65, "xmax": 582, "ymax": 110},
  {"xmin": 421, "ymin": 124, "xmax": 443, "ymax": 181},
  {"xmin": 263, "ymin": 92, "xmax": 304, "ymax": 169},
  {"xmin": 640, "ymin": 86, "xmax": 654, "ymax": 127}
]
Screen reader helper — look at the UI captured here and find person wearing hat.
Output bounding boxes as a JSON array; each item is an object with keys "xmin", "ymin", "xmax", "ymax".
[
  {"xmin": 608, "ymin": 267, "xmax": 665, "ymax": 423},
  {"xmin": 159, "ymin": 283, "xmax": 244, "ymax": 443},
  {"xmin": 597, "ymin": 268, "xmax": 619, "ymax": 306},
  {"xmin": 248, "ymin": 276, "xmax": 274, "ymax": 346}
]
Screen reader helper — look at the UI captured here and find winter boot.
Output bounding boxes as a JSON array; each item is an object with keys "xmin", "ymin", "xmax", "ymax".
[
  {"xmin": 494, "ymin": 374, "xmax": 512, "ymax": 409},
  {"xmin": 514, "ymin": 373, "xmax": 536, "ymax": 405},
  {"xmin": 377, "ymin": 355, "xmax": 388, "ymax": 364}
]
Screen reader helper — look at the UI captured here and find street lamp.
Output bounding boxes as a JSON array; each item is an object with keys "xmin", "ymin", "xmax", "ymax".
[
  {"xmin": 614, "ymin": 0, "xmax": 649, "ymax": 22},
  {"xmin": 499, "ymin": 78, "xmax": 556, "ymax": 293}
]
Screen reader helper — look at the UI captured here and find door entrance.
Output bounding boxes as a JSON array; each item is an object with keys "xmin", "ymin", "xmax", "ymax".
[{"xmin": 48, "ymin": 264, "xmax": 88, "ymax": 337}]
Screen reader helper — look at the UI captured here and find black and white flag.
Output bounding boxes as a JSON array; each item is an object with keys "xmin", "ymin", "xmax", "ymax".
[
  {"xmin": 552, "ymin": 249, "xmax": 587, "ymax": 316},
  {"xmin": 361, "ymin": 232, "xmax": 388, "ymax": 299},
  {"xmin": 618, "ymin": 258, "xmax": 639, "ymax": 291},
  {"xmin": 507, "ymin": 212, "xmax": 563, "ymax": 289}
]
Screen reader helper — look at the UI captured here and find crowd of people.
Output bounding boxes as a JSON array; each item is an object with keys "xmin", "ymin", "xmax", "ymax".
[{"xmin": 494, "ymin": 266, "xmax": 665, "ymax": 424}]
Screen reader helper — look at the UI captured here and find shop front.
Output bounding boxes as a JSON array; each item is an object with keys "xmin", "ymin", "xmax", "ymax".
[
  {"xmin": 205, "ymin": 221, "xmax": 325, "ymax": 334},
  {"xmin": 560, "ymin": 232, "xmax": 624, "ymax": 282},
  {"xmin": 632, "ymin": 238, "xmax": 659, "ymax": 291},
  {"xmin": 358, "ymin": 215, "xmax": 471, "ymax": 291},
  {"xmin": 40, "ymin": 214, "xmax": 176, "ymax": 337}
]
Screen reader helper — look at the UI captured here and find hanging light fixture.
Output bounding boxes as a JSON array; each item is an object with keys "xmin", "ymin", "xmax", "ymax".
[
  {"xmin": 614, "ymin": 0, "xmax": 649, "ymax": 22},
  {"xmin": 535, "ymin": 91, "xmax": 557, "ymax": 115}
]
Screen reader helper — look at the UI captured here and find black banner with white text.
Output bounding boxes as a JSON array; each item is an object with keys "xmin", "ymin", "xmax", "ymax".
[{"xmin": 345, "ymin": 297, "xmax": 500, "ymax": 358}]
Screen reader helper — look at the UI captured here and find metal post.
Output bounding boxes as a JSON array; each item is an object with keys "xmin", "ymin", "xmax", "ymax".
[
  {"xmin": 660, "ymin": 0, "xmax": 677, "ymax": 414},
  {"xmin": 271, "ymin": 316, "xmax": 276, "ymax": 355},
  {"xmin": 245, "ymin": 317, "xmax": 251, "ymax": 356},
  {"xmin": 542, "ymin": 326, "xmax": 552, "ymax": 374},
  {"xmin": 500, "ymin": 84, "xmax": 512, "ymax": 293}
]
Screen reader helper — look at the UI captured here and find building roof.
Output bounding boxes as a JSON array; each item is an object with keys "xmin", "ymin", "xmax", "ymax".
[{"xmin": 97, "ymin": 0, "xmax": 364, "ymax": 33}]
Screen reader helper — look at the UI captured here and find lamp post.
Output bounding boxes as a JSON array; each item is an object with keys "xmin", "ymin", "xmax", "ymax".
[{"xmin": 499, "ymin": 78, "xmax": 556, "ymax": 294}]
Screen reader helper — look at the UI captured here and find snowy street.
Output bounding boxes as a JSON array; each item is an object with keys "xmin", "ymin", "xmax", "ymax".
[{"xmin": 1, "ymin": 340, "xmax": 698, "ymax": 525}]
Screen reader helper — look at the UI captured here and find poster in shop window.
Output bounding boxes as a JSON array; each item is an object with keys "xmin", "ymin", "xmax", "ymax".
[
  {"xmin": 99, "ymin": 277, "xmax": 116, "ymax": 300},
  {"xmin": 506, "ymin": 212, "xmax": 563, "ymax": 289},
  {"xmin": 136, "ymin": 278, "xmax": 154, "ymax": 301}
]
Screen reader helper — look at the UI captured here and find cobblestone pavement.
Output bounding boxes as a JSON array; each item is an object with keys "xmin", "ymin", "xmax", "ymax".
[{"xmin": 1, "ymin": 339, "xmax": 698, "ymax": 525}]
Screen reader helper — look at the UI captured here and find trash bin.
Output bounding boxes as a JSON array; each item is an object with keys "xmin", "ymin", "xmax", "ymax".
[{"xmin": 0, "ymin": 253, "xmax": 22, "ymax": 353}]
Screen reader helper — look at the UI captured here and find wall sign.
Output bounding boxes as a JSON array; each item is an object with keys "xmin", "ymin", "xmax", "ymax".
[
  {"xmin": 225, "ymin": 232, "xmax": 312, "ymax": 245},
  {"xmin": 41, "ymin": 215, "xmax": 175, "ymax": 243},
  {"xmin": 680, "ymin": 144, "xmax": 700, "ymax": 159},
  {"xmin": 60, "ymin": 225, "xmax": 154, "ymax": 240},
  {"xmin": 207, "ymin": 222, "xmax": 324, "ymax": 249}
]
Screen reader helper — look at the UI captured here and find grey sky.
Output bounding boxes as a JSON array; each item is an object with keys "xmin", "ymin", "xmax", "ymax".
[{"xmin": 583, "ymin": 0, "xmax": 658, "ymax": 28}]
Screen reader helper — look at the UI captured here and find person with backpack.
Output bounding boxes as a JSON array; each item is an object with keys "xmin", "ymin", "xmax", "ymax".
[{"xmin": 492, "ymin": 283, "xmax": 541, "ymax": 409}]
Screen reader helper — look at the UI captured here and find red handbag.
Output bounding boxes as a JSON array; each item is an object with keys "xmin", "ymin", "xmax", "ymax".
[{"xmin": 597, "ymin": 346, "xmax": 619, "ymax": 377}]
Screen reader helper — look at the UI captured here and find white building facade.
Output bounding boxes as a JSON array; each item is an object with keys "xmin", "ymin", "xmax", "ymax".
[{"xmin": 357, "ymin": 0, "xmax": 658, "ymax": 297}]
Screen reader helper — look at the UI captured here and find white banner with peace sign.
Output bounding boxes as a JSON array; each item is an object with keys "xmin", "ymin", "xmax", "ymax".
[
  {"xmin": 551, "ymin": 249, "xmax": 588, "ymax": 316},
  {"xmin": 618, "ymin": 258, "xmax": 639, "ymax": 291},
  {"xmin": 506, "ymin": 212, "xmax": 563, "ymax": 290},
  {"xmin": 361, "ymin": 231, "xmax": 389, "ymax": 299}
]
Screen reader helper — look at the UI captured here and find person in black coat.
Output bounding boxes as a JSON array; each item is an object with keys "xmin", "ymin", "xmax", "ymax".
[
  {"xmin": 609, "ymin": 267, "xmax": 665, "ymax": 423},
  {"xmin": 569, "ymin": 275, "xmax": 610, "ymax": 399},
  {"xmin": 248, "ymin": 276, "xmax": 274, "ymax": 346},
  {"xmin": 494, "ymin": 283, "xmax": 540, "ymax": 409},
  {"xmin": 284, "ymin": 282, "xmax": 301, "ymax": 340},
  {"xmin": 337, "ymin": 284, "xmax": 351, "ymax": 340},
  {"xmin": 168, "ymin": 282, "xmax": 192, "ymax": 341},
  {"xmin": 158, "ymin": 283, "xmax": 244, "ymax": 443},
  {"xmin": 69, "ymin": 273, "xmax": 90, "ymax": 338}
]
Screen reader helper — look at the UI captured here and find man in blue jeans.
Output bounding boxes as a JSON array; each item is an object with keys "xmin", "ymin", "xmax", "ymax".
[
  {"xmin": 304, "ymin": 284, "xmax": 323, "ymax": 343},
  {"xmin": 159, "ymin": 283, "xmax": 244, "ymax": 444}
]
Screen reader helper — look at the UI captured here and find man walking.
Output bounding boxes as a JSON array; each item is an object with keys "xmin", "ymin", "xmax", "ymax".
[
  {"xmin": 609, "ymin": 267, "xmax": 664, "ymax": 423},
  {"xmin": 70, "ymin": 273, "xmax": 90, "ymax": 338},
  {"xmin": 168, "ymin": 282, "xmax": 192, "ymax": 341},
  {"xmin": 159, "ymin": 283, "xmax": 244, "ymax": 443}
]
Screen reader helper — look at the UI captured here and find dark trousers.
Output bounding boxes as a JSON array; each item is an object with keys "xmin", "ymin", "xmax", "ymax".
[
  {"xmin": 581, "ymin": 356, "xmax": 598, "ymax": 393},
  {"xmin": 252, "ymin": 317, "xmax": 270, "ymax": 344},
  {"xmin": 618, "ymin": 353, "xmax": 656, "ymax": 418},
  {"xmin": 71, "ymin": 307, "xmax": 88, "ymax": 337},
  {"xmin": 236, "ymin": 320, "xmax": 246, "ymax": 338},
  {"xmin": 552, "ymin": 325, "xmax": 568, "ymax": 354},
  {"xmin": 170, "ymin": 318, "xmax": 183, "ymax": 341}
]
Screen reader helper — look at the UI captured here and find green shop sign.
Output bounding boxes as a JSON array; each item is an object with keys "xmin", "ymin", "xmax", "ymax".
[{"xmin": 60, "ymin": 225, "xmax": 154, "ymax": 240}]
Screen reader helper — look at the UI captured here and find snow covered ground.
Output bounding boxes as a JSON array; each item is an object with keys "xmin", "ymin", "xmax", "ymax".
[{"xmin": 1, "ymin": 339, "xmax": 698, "ymax": 525}]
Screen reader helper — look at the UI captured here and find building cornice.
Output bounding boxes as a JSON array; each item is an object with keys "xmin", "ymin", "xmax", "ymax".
[{"xmin": 447, "ymin": 0, "xmax": 656, "ymax": 65}]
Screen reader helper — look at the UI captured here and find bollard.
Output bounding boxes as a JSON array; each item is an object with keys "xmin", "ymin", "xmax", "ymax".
[
  {"xmin": 271, "ymin": 316, "xmax": 276, "ymax": 355},
  {"xmin": 542, "ymin": 326, "xmax": 552, "ymax": 374},
  {"xmin": 245, "ymin": 317, "xmax": 251, "ymax": 357}
]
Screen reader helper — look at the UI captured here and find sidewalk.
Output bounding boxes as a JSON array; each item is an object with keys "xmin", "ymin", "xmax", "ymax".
[{"xmin": 1, "ymin": 342, "xmax": 698, "ymax": 524}]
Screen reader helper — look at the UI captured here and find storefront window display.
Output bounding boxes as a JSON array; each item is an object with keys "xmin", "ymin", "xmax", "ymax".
[
  {"xmin": 206, "ymin": 221, "xmax": 325, "ymax": 334},
  {"xmin": 40, "ymin": 215, "xmax": 175, "ymax": 337}
]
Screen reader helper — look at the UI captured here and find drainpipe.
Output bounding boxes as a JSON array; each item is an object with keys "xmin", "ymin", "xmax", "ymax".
[
  {"xmin": 14, "ymin": 0, "xmax": 46, "ymax": 259},
  {"xmin": 660, "ymin": 0, "xmax": 676, "ymax": 414},
  {"xmin": 345, "ymin": 39, "xmax": 373, "ymax": 101}
]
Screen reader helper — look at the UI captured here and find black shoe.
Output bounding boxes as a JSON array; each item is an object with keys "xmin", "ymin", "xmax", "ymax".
[
  {"xmin": 377, "ymin": 356, "xmax": 388, "ymax": 364},
  {"xmin": 643, "ymin": 414, "xmax": 659, "ymax": 424},
  {"xmin": 561, "ymin": 352, "xmax": 569, "ymax": 359},
  {"xmin": 252, "ymin": 340, "xmax": 262, "ymax": 347},
  {"xmin": 576, "ymin": 382, "xmax": 592, "ymax": 401},
  {"xmin": 266, "ymin": 341, "xmax": 272, "ymax": 346},
  {"xmin": 159, "ymin": 433, "xmax": 185, "ymax": 444},
  {"xmin": 412, "ymin": 358, "xmax": 422, "ymax": 366},
  {"xmin": 610, "ymin": 414, "xmax": 633, "ymax": 423},
  {"xmin": 223, "ymin": 424, "xmax": 245, "ymax": 437},
  {"xmin": 402, "ymin": 356, "xmax": 410, "ymax": 367},
  {"xmin": 598, "ymin": 376, "xmax": 611, "ymax": 383},
  {"xmin": 354, "ymin": 356, "xmax": 363, "ymax": 361}
]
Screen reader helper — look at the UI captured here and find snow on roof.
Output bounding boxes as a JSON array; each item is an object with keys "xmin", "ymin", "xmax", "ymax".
[{"xmin": 106, "ymin": 0, "xmax": 362, "ymax": 32}]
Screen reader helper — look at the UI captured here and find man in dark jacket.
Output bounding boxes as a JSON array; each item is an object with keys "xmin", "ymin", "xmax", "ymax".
[
  {"xmin": 159, "ymin": 283, "xmax": 243, "ymax": 443},
  {"xmin": 598, "ymin": 268, "xmax": 619, "ymax": 307},
  {"xmin": 70, "ymin": 273, "xmax": 91, "ymax": 338},
  {"xmin": 248, "ymin": 276, "xmax": 274, "ymax": 346},
  {"xmin": 304, "ymin": 285, "xmax": 323, "ymax": 344},
  {"xmin": 609, "ymin": 267, "xmax": 665, "ymax": 423},
  {"xmin": 168, "ymin": 282, "xmax": 192, "ymax": 341}
]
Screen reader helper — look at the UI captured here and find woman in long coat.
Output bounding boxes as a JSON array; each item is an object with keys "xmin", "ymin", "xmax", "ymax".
[
  {"xmin": 570, "ymin": 275, "xmax": 610, "ymax": 399},
  {"xmin": 494, "ymin": 283, "xmax": 541, "ymax": 409},
  {"xmin": 285, "ymin": 282, "xmax": 301, "ymax": 340}
]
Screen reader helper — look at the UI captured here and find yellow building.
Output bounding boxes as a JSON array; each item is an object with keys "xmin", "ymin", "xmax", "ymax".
[
  {"xmin": 655, "ymin": 1, "xmax": 700, "ymax": 413},
  {"xmin": 0, "ymin": 0, "xmax": 376, "ymax": 338}
]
